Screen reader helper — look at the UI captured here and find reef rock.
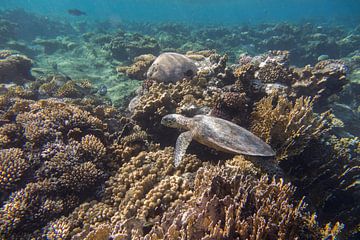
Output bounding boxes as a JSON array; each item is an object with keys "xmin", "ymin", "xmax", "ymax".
[
  {"xmin": 147, "ymin": 52, "xmax": 198, "ymax": 84},
  {"xmin": 0, "ymin": 50, "xmax": 34, "ymax": 84}
]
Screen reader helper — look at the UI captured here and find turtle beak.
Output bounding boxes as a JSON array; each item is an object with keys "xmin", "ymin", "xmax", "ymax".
[{"xmin": 161, "ymin": 115, "xmax": 176, "ymax": 128}]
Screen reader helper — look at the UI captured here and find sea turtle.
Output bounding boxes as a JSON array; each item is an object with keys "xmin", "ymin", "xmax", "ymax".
[
  {"xmin": 161, "ymin": 114, "xmax": 275, "ymax": 166},
  {"xmin": 147, "ymin": 52, "xmax": 198, "ymax": 84}
]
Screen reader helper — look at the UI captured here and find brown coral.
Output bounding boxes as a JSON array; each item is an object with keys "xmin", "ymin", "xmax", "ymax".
[
  {"xmin": 144, "ymin": 166, "xmax": 335, "ymax": 239},
  {"xmin": 116, "ymin": 54, "xmax": 155, "ymax": 80},
  {"xmin": 255, "ymin": 61, "xmax": 292, "ymax": 83},
  {"xmin": 132, "ymin": 79, "xmax": 216, "ymax": 135},
  {"xmin": 81, "ymin": 135, "xmax": 106, "ymax": 160},
  {"xmin": 0, "ymin": 148, "xmax": 29, "ymax": 191},
  {"xmin": 16, "ymin": 99, "xmax": 104, "ymax": 143},
  {"xmin": 0, "ymin": 50, "xmax": 34, "ymax": 84},
  {"xmin": 251, "ymin": 95, "xmax": 330, "ymax": 160}
]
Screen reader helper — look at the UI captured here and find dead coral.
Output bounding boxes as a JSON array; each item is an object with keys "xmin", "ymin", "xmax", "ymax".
[
  {"xmin": 251, "ymin": 95, "xmax": 330, "ymax": 160},
  {"xmin": 0, "ymin": 148, "xmax": 29, "ymax": 191}
]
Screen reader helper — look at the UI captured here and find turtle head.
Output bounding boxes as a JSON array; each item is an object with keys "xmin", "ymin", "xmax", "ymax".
[{"xmin": 161, "ymin": 114, "xmax": 189, "ymax": 130}]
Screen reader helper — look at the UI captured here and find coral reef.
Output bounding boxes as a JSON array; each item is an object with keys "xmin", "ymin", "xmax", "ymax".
[
  {"xmin": 0, "ymin": 11, "xmax": 359, "ymax": 239},
  {"xmin": 250, "ymin": 95, "xmax": 330, "ymax": 160},
  {"xmin": 34, "ymin": 37, "xmax": 77, "ymax": 54},
  {"xmin": 116, "ymin": 54, "xmax": 155, "ymax": 80},
  {"xmin": 0, "ymin": 19, "xmax": 16, "ymax": 45},
  {"xmin": 147, "ymin": 52, "xmax": 198, "ymax": 84},
  {"xmin": 0, "ymin": 148, "xmax": 29, "ymax": 192},
  {"xmin": 107, "ymin": 31, "xmax": 160, "ymax": 61},
  {"xmin": 144, "ymin": 166, "xmax": 339, "ymax": 240},
  {"xmin": 0, "ymin": 50, "xmax": 34, "ymax": 84}
]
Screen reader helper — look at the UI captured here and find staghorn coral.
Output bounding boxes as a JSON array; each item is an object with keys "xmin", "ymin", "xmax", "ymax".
[
  {"xmin": 0, "ymin": 148, "xmax": 29, "ymax": 191},
  {"xmin": 144, "ymin": 166, "xmax": 337, "ymax": 239},
  {"xmin": 0, "ymin": 50, "xmax": 34, "ymax": 84},
  {"xmin": 251, "ymin": 95, "xmax": 330, "ymax": 160}
]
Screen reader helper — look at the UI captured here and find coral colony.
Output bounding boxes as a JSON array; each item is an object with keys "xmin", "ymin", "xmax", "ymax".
[{"xmin": 0, "ymin": 8, "xmax": 359, "ymax": 240}]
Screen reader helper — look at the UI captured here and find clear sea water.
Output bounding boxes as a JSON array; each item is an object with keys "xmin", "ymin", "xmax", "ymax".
[
  {"xmin": 1, "ymin": 0, "xmax": 360, "ymax": 26},
  {"xmin": 1, "ymin": 1, "xmax": 360, "ymax": 240}
]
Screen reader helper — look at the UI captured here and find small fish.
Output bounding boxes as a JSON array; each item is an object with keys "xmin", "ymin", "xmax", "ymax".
[
  {"xmin": 97, "ymin": 84, "xmax": 107, "ymax": 96},
  {"xmin": 67, "ymin": 9, "xmax": 87, "ymax": 16}
]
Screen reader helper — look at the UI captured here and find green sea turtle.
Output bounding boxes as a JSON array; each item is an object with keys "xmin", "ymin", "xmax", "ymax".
[{"xmin": 161, "ymin": 114, "xmax": 276, "ymax": 166}]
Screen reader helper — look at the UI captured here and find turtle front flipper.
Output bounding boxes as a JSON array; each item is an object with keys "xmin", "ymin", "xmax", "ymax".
[{"xmin": 174, "ymin": 131, "xmax": 193, "ymax": 167}]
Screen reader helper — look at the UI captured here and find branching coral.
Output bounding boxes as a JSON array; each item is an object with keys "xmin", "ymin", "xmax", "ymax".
[
  {"xmin": 131, "ymin": 78, "xmax": 217, "ymax": 135},
  {"xmin": 144, "ymin": 166, "xmax": 337, "ymax": 239},
  {"xmin": 291, "ymin": 60, "xmax": 348, "ymax": 104},
  {"xmin": 116, "ymin": 54, "xmax": 155, "ymax": 80},
  {"xmin": 250, "ymin": 95, "xmax": 330, "ymax": 160},
  {"xmin": 0, "ymin": 148, "xmax": 29, "ymax": 191},
  {"xmin": 16, "ymin": 99, "xmax": 104, "ymax": 143},
  {"xmin": 281, "ymin": 136, "xmax": 359, "ymax": 238}
]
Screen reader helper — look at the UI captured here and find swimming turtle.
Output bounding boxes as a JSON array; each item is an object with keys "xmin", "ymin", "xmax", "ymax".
[{"xmin": 161, "ymin": 114, "xmax": 275, "ymax": 166}]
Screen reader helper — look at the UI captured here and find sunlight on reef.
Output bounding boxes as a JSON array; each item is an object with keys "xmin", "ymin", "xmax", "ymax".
[{"xmin": 0, "ymin": 6, "xmax": 359, "ymax": 239}]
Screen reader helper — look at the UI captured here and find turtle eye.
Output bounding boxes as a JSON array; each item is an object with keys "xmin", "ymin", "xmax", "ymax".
[{"xmin": 184, "ymin": 69, "xmax": 193, "ymax": 77}]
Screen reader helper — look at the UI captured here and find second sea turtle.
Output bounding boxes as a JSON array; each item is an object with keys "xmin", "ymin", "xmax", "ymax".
[{"xmin": 161, "ymin": 114, "xmax": 275, "ymax": 166}]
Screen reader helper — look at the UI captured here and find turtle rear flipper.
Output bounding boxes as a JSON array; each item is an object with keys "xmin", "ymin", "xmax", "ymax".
[{"xmin": 174, "ymin": 131, "xmax": 193, "ymax": 167}]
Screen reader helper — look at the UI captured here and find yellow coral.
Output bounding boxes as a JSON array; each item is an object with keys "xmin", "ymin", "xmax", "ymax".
[
  {"xmin": 0, "ymin": 148, "xmax": 28, "ymax": 190},
  {"xmin": 250, "ymin": 95, "xmax": 329, "ymax": 160},
  {"xmin": 81, "ymin": 135, "xmax": 106, "ymax": 159}
]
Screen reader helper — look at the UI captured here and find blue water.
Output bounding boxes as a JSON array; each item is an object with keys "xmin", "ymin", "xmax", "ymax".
[{"xmin": 1, "ymin": 0, "xmax": 360, "ymax": 26}]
